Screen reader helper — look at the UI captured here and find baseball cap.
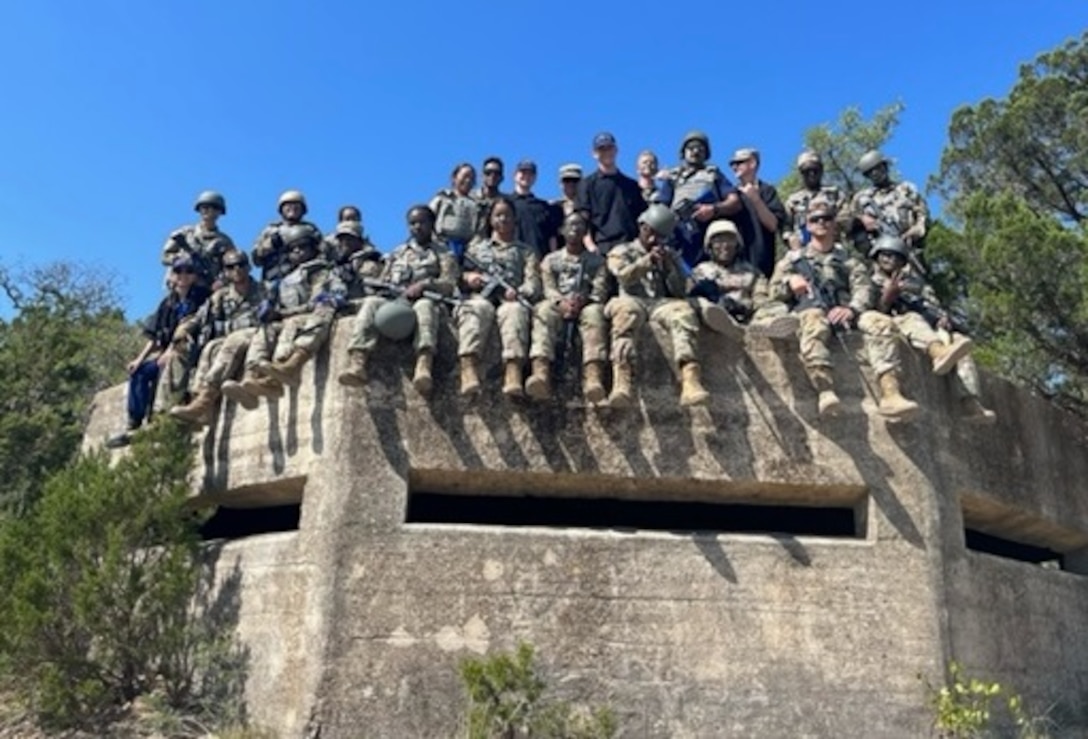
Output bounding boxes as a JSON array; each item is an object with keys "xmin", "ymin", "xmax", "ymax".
[
  {"xmin": 515, "ymin": 159, "xmax": 537, "ymax": 173},
  {"xmin": 592, "ymin": 131, "xmax": 617, "ymax": 149},
  {"xmin": 558, "ymin": 163, "xmax": 583, "ymax": 180},
  {"xmin": 729, "ymin": 147, "xmax": 760, "ymax": 165}
]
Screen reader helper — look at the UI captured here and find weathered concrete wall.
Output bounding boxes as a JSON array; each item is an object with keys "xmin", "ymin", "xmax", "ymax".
[{"xmin": 82, "ymin": 318, "xmax": 1088, "ymax": 737}]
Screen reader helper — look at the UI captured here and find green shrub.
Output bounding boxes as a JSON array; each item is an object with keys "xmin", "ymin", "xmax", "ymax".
[{"xmin": 925, "ymin": 661, "xmax": 1055, "ymax": 738}]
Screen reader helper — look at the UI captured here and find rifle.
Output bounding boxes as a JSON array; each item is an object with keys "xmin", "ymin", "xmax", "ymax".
[
  {"xmin": 896, "ymin": 293, "xmax": 969, "ymax": 334},
  {"xmin": 463, "ymin": 253, "xmax": 535, "ymax": 310},
  {"xmin": 856, "ymin": 196, "xmax": 928, "ymax": 275},
  {"xmin": 689, "ymin": 278, "xmax": 751, "ymax": 322},
  {"xmin": 169, "ymin": 233, "xmax": 212, "ymax": 282},
  {"xmin": 362, "ymin": 277, "xmax": 460, "ymax": 307},
  {"xmin": 554, "ymin": 260, "xmax": 586, "ymax": 377},
  {"xmin": 791, "ymin": 255, "xmax": 877, "ymax": 400}
]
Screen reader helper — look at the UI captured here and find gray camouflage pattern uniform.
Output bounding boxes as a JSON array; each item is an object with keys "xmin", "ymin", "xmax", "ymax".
[
  {"xmin": 246, "ymin": 257, "xmax": 344, "ymax": 368},
  {"xmin": 530, "ymin": 249, "xmax": 609, "ymax": 364},
  {"xmin": 767, "ymin": 244, "xmax": 901, "ymax": 378},
  {"xmin": 458, "ymin": 238, "xmax": 541, "ymax": 360},
  {"xmin": 430, "ymin": 190, "xmax": 480, "ymax": 243},
  {"xmin": 605, "ymin": 241, "xmax": 699, "ymax": 366},
  {"xmin": 348, "ymin": 239, "xmax": 458, "ymax": 355},
  {"xmin": 179, "ymin": 279, "xmax": 266, "ymax": 392},
  {"xmin": 251, "ymin": 220, "xmax": 324, "ymax": 284},
  {"xmin": 161, "ymin": 223, "xmax": 236, "ymax": 287},
  {"xmin": 850, "ymin": 181, "xmax": 928, "ymax": 245},
  {"xmin": 690, "ymin": 257, "xmax": 770, "ymax": 323},
  {"xmin": 783, "ymin": 186, "xmax": 850, "ymax": 238}
]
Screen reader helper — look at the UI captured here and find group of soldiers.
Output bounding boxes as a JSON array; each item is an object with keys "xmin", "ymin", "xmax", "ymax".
[{"xmin": 105, "ymin": 130, "xmax": 995, "ymax": 447}]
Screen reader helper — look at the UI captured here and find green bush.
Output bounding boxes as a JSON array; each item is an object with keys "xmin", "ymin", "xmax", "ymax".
[
  {"xmin": 0, "ymin": 419, "xmax": 243, "ymax": 731},
  {"xmin": 925, "ymin": 661, "xmax": 1055, "ymax": 739},
  {"xmin": 460, "ymin": 642, "xmax": 617, "ymax": 739}
]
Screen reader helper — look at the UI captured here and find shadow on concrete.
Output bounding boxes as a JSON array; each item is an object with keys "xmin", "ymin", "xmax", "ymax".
[{"xmin": 692, "ymin": 534, "xmax": 739, "ymax": 584}]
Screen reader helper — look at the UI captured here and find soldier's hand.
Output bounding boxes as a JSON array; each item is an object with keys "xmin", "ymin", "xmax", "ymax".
[
  {"xmin": 503, "ymin": 288, "xmax": 518, "ymax": 302},
  {"xmin": 788, "ymin": 275, "xmax": 810, "ymax": 295},
  {"xmin": 937, "ymin": 315, "xmax": 952, "ymax": 331},
  {"xmin": 881, "ymin": 277, "xmax": 901, "ymax": 303},
  {"xmin": 649, "ymin": 246, "xmax": 665, "ymax": 264},
  {"xmin": 126, "ymin": 358, "xmax": 140, "ymax": 376},
  {"xmin": 465, "ymin": 272, "xmax": 485, "ymax": 290},
  {"xmin": 404, "ymin": 282, "xmax": 425, "ymax": 300},
  {"xmin": 739, "ymin": 182, "xmax": 760, "ymax": 201},
  {"xmin": 693, "ymin": 204, "xmax": 717, "ymax": 222},
  {"xmin": 827, "ymin": 306, "xmax": 854, "ymax": 326},
  {"xmin": 157, "ymin": 349, "xmax": 173, "ymax": 368}
]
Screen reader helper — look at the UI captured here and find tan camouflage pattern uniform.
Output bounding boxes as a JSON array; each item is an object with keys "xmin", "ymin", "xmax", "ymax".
[
  {"xmin": 530, "ymin": 249, "xmax": 609, "ymax": 364},
  {"xmin": 470, "ymin": 188, "xmax": 504, "ymax": 237},
  {"xmin": 871, "ymin": 265, "xmax": 983, "ymax": 398},
  {"xmin": 783, "ymin": 186, "xmax": 850, "ymax": 238},
  {"xmin": 605, "ymin": 240, "xmax": 698, "ymax": 366},
  {"xmin": 850, "ymin": 181, "xmax": 928, "ymax": 245},
  {"xmin": 161, "ymin": 223, "xmax": 236, "ymax": 287},
  {"xmin": 251, "ymin": 220, "xmax": 324, "ymax": 284},
  {"xmin": 457, "ymin": 238, "xmax": 541, "ymax": 359},
  {"xmin": 180, "ymin": 279, "xmax": 266, "ymax": 392},
  {"xmin": 767, "ymin": 244, "xmax": 900, "ymax": 378},
  {"xmin": 348, "ymin": 240, "xmax": 458, "ymax": 354},
  {"xmin": 430, "ymin": 190, "xmax": 481, "ymax": 243},
  {"xmin": 689, "ymin": 257, "xmax": 770, "ymax": 320},
  {"xmin": 247, "ymin": 257, "xmax": 344, "ymax": 367}
]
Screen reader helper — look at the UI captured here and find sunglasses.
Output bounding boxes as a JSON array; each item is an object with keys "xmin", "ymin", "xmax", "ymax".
[
  {"xmin": 483, "ymin": 169, "xmax": 502, "ymax": 176},
  {"xmin": 799, "ymin": 167, "xmax": 821, "ymax": 174},
  {"xmin": 223, "ymin": 262, "xmax": 246, "ymax": 270},
  {"xmin": 807, "ymin": 215, "xmax": 833, "ymax": 224},
  {"xmin": 172, "ymin": 267, "xmax": 196, "ymax": 275}
]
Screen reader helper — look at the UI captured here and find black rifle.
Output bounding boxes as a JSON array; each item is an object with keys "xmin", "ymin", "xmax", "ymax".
[
  {"xmin": 897, "ymin": 293, "xmax": 969, "ymax": 334},
  {"xmin": 554, "ymin": 260, "xmax": 586, "ymax": 377},
  {"xmin": 689, "ymin": 278, "xmax": 752, "ymax": 322},
  {"xmin": 361, "ymin": 277, "xmax": 461, "ymax": 307},
  {"xmin": 463, "ymin": 253, "xmax": 535, "ymax": 310}
]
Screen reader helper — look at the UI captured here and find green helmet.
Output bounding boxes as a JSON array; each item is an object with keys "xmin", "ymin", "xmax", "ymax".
[
  {"xmin": 638, "ymin": 204, "xmax": 677, "ymax": 237},
  {"xmin": 869, "ymin": 234, "xmax": 909, "ymax": 259},
  {"xmin": 374, "ymin": 299, "xmax": 417, "ymax": 341},
  {"xmin": 279, "ymin": 224, "xmax": 320, "ymax": 254},
  {"xmin": 278, "ymin": 189, "xmax": 308, "ymax": 216},
  {"xmin": 680, "ymin": 130, "xmax": 711, "ymax": 159},
  {"xmin": 194, "ymin": 190, "xmax": 226, "ymax": 215},
  {"xmin": 858, "ymin": 150, "xmax": 888, "ymax": 174}
]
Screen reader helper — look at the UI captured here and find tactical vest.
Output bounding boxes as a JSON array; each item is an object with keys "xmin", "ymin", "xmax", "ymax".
[
  {"xmin": 691, "ymin": 260, "xmax": 760, "ymax": 303},
  {"xmin": 543, "ymin": 251, "xmax": 603, "ymax": 300},
  {"xmin": 385, "ymin": 242, "xmax": 444, "ymax": 287},
  {"xmin": 278, "ymin": 259, "xmax": 328, "ymax": 310},
  {"xmin": 670, "ymin": 166, "xmax": 723, "ymax": 207},
  {"xmin": 215, "ymin": 281, "xmax": 264, "ymax": 334},
  {"xmin": 466, "ymin": 239, "xmax": 532, "ymax": 293},
  {"xmin": 434, "ymin": 192, "xmax": 478, "ymax": 241}
]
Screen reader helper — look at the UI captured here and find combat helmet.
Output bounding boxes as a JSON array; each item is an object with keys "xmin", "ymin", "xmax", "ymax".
[
  {"xmin": 374, "ymin": 299, "xmax": 417, "ymax": 341},
  {"xmin": 858, "ymin": 150, "xmax": 888, "ymax": 175},
  {"xmin": 796, "ymin": 151, "xmax": 822, "ymax": 170},
  {"xmin": 680, "ymin": 130, "xmax": 712, "ymax": 159},
  {"xmin": 194, "ymin": 190, "xmax": 227, "ymax": 215},
  {"xmin": 638, "ymin": 204, "xmax": 678, "ymax": 237},
  {"xmin": 278, "ymin": 189, "xmax": 308, "ymax": 216},
  {"xmin": 869, "ymin": 234, "xmax": 909, "ymax": 259}
]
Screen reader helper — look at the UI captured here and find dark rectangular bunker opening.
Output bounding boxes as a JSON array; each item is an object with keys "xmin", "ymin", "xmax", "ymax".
[
  {"xmin": 964, "ymin": 528, "xmax": 1062, "ymax": 567},
  {"xmin": 199, "ymin": 503, "xmax": 301, "ymax": 541},
  {"xmin": 406, "ymin": 491, "xmax": 859, "ymax": 537}
]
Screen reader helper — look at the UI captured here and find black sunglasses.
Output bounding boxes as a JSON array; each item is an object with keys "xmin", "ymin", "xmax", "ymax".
[
  {"xmin": 808, "ymin": 215, "xmax": 833, "ymax": 224},
  {"xmin": 223, "ymin": 262, "xmax": 246, "ymax": 269},
  {"xmin": 172, "ymin": 266, "xmax": 196, "ymax": 275}
]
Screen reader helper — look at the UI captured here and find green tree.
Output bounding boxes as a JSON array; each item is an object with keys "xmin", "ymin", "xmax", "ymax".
[
  {"xmin": 927, "ymin": 33, "xmax": 1088, "ymax": 415},
  {"xmin": 0, "ymin": 261, "xmax": 142, "ymax": 514},
  {"xmin": 776, "ymin": 101, "xmax": 905, "ymax": 201},
  {"xmin": 0, "ymin": 420, "xmax": 243, "ymax": 731}
]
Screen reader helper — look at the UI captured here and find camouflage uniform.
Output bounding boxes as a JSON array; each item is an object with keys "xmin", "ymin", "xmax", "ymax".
[
  {"xmin": 161, "ymin": 223, "xmax": 236, "ymax": 287},
  {"xmin": 251, "ymin": 220, "xmax": 324, "ymax": 285},
  {"xmin": 470, "ymin": 188, "xmax": 504, "ymax": 238},
  {"xmin": 246, "ymin": 256, "xmax": 344, "ymax": 376},
  {"xmin": 654, "ymin": 164, "xmax": 732, "ymax": 268},
  {"xmin": 850, "ymin": 181, "xmax": 928, "ymax": 246},
  {"xmin": 531, "ymin": 250, "xmax": 609, "ymax": 365},
  {"xmin": 457, "ymin": 238, "xmax": 541, "ymax": 359},
  {"xmin": 325, "ymin": 223, "xmax": 384, "ymax": 302},
  {"xmin": 689, "ymin": 255, "xmax": 769, "ymax": 337},
  {"xmin": 347, "ymin": 239, "xmax": 458, "ymax": 356},
  {"xmin": 430, "ymin": 190, "xmax": 479, "ymax": 260},
  {"xmin": 182, "ymin": 278, "xmax": 266, "ymax": 394},
  {"xmin": 606, "ymin": 241, "xmax": 698, "ymax": 367},
  {"xmin": 783, "ymin": 186, "xmax": 850, "ymax": 238}
]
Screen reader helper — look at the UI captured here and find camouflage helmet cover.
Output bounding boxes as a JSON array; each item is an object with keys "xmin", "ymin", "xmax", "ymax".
[
  {"xmin": 638, "ymin": 203, "xmax": 678, "ymax": 236},
  {"xmin": 374, "ymin": 299, "xmax": 417, "ymax": 341},
  {"xmin": 796, "ymin": 151, "xmax": 822, "ymax": 169},
  {"xmin": 277, "ymin": 189, "xmax": 308, "ymax": 216},
  {"xmin": 194, "ymin": 190, "xmax": 227, "ymax": 215},
  {"xmin": 279, "ymin": 223, "xmax": 320, "ymax": 254},
  {"xmin": 858, "ymin": 150, "xmax": 888, "ymax": 174},
  {"xmin": 869, "ymin": 234, "xmax": 910, "ymax": 259},
  {"xmin": 680, "ymin": 130, "xmax": 711, "ymax": 159},
  {"xmin": 704, "ymin": 218, "xmax": 744, "ymax": 247}
]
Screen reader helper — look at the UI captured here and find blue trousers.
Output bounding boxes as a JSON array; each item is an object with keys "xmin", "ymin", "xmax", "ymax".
[{"xmin": 127, "ymin": 359, "xmax": 160, "ymax": 427}]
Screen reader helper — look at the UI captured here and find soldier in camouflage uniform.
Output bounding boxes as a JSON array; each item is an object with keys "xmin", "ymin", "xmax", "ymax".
[
  {"xmin": 457, "ymin": 197, "xmax": 542, "ymax": 398},
  {"xmin": 766, "ymin": 203, "xmax": 919, "ymax": 420},
  {"xmin": 550, "ymin": 164, "xmax": 582, "ymax": 219},
  {"xmin": 161, "ymin": 190, "xmax": 236, "ymax": 289},
  {"xmin": 869, "ymin": 236, "xmax": 995, "ymax": 424},
  {"xmin": 606, "ymin": 204, "xmax": 709, "ymax": 408},
  {"xmin": 234, "ymin": 228, "xmax": 345, "ymax": 401},
  {"xmin": 338, "ymin": 205, "xmax": 459, "ymax": 397},
  {"xmin": 689, "ymin": 220, "xmax": 769, "ymax": 341},
  {"xmin": 526, "ymin": 212, "xmax": 609, "ymax": 404},
  {"xmin": 471, "ymin": 156, "xmax": 506, "ymax": 238},
  {"xmin": 251, "ymin": 190, "xmax": 324, "ymax": 286},
  {"xmin": 321, "ymin": 208, "xmax": 379, "ymax": 266},
  {"xmin": 327, "ymin": 220, "xmax": 384, "ymax": 302},
  {"xmin": 168, "ymin": 249, "xmax": 266, "ymax": 424},
  {"xmin": 783, "ymin": 151, "xmax": 850, "ymax": 243},
  {"xmin": 430, "ymin": 163, "xmax": 479, "ymax": 263},
  {"xmin": 851, "ymin": 150, "xmax": 928, "ymax": 256}
]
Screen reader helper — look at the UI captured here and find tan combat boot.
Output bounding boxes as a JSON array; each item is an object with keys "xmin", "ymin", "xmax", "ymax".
[
  {"xmin": 927, "ymin": 335, "xmax": 974, "ymax": 376},
  {"xmin": 338, "ymin": 351, "xmax": 368, "ymax": 388},
  {"xmin": 877, "ymin": 371, "xmax": 920, "ymax": 421},
  {"xmin": 459, "ymin": 355, "xmax": 481, "ymax": 397},
  {"xmin": 503, "ymin": 360, "xmax": 525, "ymax": 398},
  {"xmin": 239, "ymin": 370, "xmax": 284, "ymax": 400},
  {"xmin": 412, "ymin": 350, "xmax": 433, "ymax": 397},
  {"xmin": 678, "ymin": 361, "xmax": 710, "ymax": 407},
  {"xmin": 264, "ymin": 348, "xmax": 313, "ymax": 387},
  {"xmin": 169, "ymin": 387, "xmax": 220, "ymax": 426},
  {"xmin": 583, "ymin": 361, "xmax": 607, "ymax": 404},
  {"xmin": 608, "ymin": 361, "xmax": 634, "ymax": 408},
  {"xmin": 960, "ymin": 396, "xmax": 997, "ymax": 425},
  {"xmin": 809, "ymin": 367, "xmax": 841, "ymax": 417},
  {"xmin": 524, "ymin": 357, "xmax": 551, "ymax": 401},
  {"xmin": 221, "ymin": 376, "xmax": 260, "ymax": 409}
]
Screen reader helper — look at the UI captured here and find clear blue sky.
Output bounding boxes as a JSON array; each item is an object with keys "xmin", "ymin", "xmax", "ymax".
[{"xmin": 1, "ymin": 0, "xmax": 1085, "ymax": 318}]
